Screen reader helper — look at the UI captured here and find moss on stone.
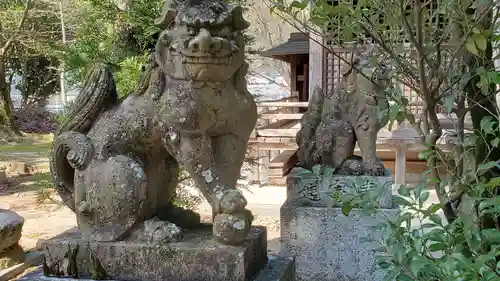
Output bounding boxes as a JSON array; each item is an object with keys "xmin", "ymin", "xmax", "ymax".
[{"xmin": 89, "ymin": 250, "xmax": 108, "ymax": 280}]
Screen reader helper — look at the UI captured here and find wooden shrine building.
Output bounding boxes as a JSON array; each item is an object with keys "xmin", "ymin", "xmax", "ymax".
[{"xmin": 260, "ymin": 32, "xmax": 310, "ymax": 105}]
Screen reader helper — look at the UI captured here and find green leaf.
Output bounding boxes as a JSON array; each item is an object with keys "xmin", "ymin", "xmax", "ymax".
[
  {"xmin": 289, "ymin": 0, "xmax": 309, "ymax": 10},
  {"xmin": 480, "ymin": 116, "xmax": 496, "ymax": 134},
  {"xmin": 428, "ymin": 242, "xmax": 446, "ymax": 251},
  {"xmin": 408, "ymin": 256, "xmax": 429, "ymax": 277},
  {"xmin": 466, "ymin": 37, "xmax": 479, "ymax": 56},
  {"xmin": 418, "ymin": 149, "xmax": 435, "ymax": 160},
  {"xmin": 418, "ymin": 191, "xmax": 430, "ymax": 206},
  {"xmin": 341, "ymin": 201, "xmax": 353, "ymax": 216},
  {"xmin": 426, "ymin": 177, "xmax": 440, "ymax": 184},
  {"xmin": 393, "ymin": 196, "xmax": 413, "ymax": 206},
  {"xmin": 413, "ymin": 184, "xmax": 424, "ymax": 199},
  {"xmin": 424, "ymin": 228, "xmax": 446, "ymax": 242},
  {"xmin": 450, "ymin": 252, "xmax": 472, "ymax": 267},
  {"xmin": 485, "ymin": 176, "xmax": 500, "ymax": 188},
  {"xmin": 492, "ymin": 138, "xmax": 500, "ymax": 148},
  {"xmin": 429, "ymin": 214, "xmax": 442, "ymax": 225},
  {"xmin": 428, "ymin": 203, "xmax": 443, "ymax": 214},
  {"xmin": 482, "ymin": 229, "xmax": 500, "ymax": 243},
  {"xmin": 393, "ymin": 242, "xmax": 405, "ymax": 263},
  {"xmin": 382, "ymin": 267, "xmax": 400, "ymax": 281},
  {"xmin": 388, "ymin": 104, "xmax": 402, "ymax": 121},
  {"xmin": 397, "ymin": 185, "xmax": 411, "ymax": 197},
  {"xmin": 477, "ymin": 161, "xmax": 500, "ymax": 172},
  {"xmin": 473, "ymin": 34, "xmax": 488, "ymax": 52}
]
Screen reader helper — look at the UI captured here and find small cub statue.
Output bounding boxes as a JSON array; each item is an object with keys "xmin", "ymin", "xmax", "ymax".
[{"xmin": 284, "ymin": 45, "xmax": 392, "ymax": 177}]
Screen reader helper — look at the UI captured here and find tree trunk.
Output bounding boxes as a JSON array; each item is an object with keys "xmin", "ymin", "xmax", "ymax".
[
  {"xmin": 466, "ymin": 4, "xmax": 500, "ymax": 166},
  {"xmin": 0, "ymin": 62, "xmax": 20, "ymax": 136}
]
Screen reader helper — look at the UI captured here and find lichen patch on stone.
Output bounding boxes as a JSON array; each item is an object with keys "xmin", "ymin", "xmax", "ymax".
[{"xmin": 201, "ymin": 169, "xmax": 214, "ymax": 183}]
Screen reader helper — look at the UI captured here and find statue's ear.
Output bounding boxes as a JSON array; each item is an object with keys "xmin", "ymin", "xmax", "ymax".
[
  {"xmin": 155, "ymin": 0, "xmax": 177, "ymax": 28},
  {"xmin": 341, "ymin": 63, "xmax": 352, "ymax": 77},
  {"xmin": 230, "ymin": 6, "xmax": 250, "ymax": 30}
]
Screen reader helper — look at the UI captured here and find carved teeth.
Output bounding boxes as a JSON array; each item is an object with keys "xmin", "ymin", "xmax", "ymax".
[{"xmin": 184, "ymin": 56, "xmax": 230, "ymax": 65}]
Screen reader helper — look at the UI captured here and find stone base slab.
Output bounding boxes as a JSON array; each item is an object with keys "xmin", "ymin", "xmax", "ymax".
[
  {"xmin": 281, "ymin": 201, "xmax": 398, "ymax": 281},
  {"xmin": 36, "ymin": 225, "xmax": 267, "ymax": 281},
  {"xmin": 18, "ymin": 255, "xmax": 296, "ymax": 281}
]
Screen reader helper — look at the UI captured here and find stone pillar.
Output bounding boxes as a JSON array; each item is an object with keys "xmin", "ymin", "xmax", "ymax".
[
  {"xmin": 281, "ymin": 167, "xmax": 398, "ymax": 281},
  {"xmin": 388, "ymin": 127, "xmax": 419, "ymax": 187}
]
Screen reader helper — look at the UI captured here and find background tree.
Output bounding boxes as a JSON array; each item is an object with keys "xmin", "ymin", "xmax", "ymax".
[
  {"xmin": 0, "ymin": 0, "xmax": 75, "ymax": 137},
  {"xmin": 271, "ymin": 0, "xmax": 500, "ymax": 279},
  {"xmin": 0, "ymin": 0, "xmax": 32, "ymax": 136}
]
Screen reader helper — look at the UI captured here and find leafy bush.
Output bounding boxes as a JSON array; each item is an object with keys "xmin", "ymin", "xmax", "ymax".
[
  {"xmin": 340, "ymin": 155, "xmax": 500, "ymax": 281},
  {"xmin": 12, "ymin": 106, "xmax": 58, "ymax": 133},
  {"xmin": 372, "ymin": 183, "xmax": 500, "ymax": 281}
]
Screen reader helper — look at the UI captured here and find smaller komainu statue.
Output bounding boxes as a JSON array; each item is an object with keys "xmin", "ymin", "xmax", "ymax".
[
  {"xmin": 284, "ymin": 45, "xmax": 391, "ymax": 177},
  {"xmin": 50, "ymin": 0, "xmax": 257, "ymax": 245}
]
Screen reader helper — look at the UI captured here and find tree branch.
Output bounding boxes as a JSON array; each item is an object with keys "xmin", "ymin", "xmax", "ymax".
[{"xmin": 0, "ymin": 0, "xmax": 33, "ymax": 57}]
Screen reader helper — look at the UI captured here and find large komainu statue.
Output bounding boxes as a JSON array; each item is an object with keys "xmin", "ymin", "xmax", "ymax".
[
  {"xmin": 50, "ymin": 0, "xmax": 257, "ymax": 245},
  {"xmin": 284, "ymin": 45, "xmax": 391, "ymax": 176}
]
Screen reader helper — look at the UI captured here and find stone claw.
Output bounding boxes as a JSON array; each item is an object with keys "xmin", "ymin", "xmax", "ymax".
[
  {"xmin": 213, "ymin": 211, "xmax": 252, "ymax": 245},
  {"xmin": 131, "ymin": 217, "xmax": 183, "ymax": 243},
  {"xmin": 364, "ymin": 159, "xmax": 386, "ymax": 176}
]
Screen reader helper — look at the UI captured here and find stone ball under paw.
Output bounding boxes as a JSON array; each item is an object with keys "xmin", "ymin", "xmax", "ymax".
[{"xmin": 213, "ymin": 213, "xmax": 250, "ymax": 245}]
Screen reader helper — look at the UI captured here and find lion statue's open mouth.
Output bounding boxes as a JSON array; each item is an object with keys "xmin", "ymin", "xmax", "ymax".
[{"xmin": 183, "ymin": 56, "xmax": 231, "ymax": 65}]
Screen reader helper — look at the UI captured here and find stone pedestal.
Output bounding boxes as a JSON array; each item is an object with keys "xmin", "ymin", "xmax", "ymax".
[
  {"xmin": 21, "ymin": 225, "xmax": 295, "ymax": 281},
  {"xmin": 281, "ymin": 167, "xmax": 398, "ymax": 281}
]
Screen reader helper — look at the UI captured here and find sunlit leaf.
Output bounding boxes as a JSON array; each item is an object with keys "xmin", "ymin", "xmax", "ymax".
[
  {"xmin": 473, "ymin": 33, "xmax": 488, "ymax": 52},
  {"xmin": 465, "ymin": 37, "xmax": 479, "ymax": 56}
]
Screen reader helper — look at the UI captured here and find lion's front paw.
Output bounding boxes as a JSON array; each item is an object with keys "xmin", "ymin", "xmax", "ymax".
[
  {"xmin": 364, "ymin": 158, "xmax": 386, "ymax": 176},
  {"xmin": 213, "ymin": 211, "xmax": 252, "ymax": 245}
]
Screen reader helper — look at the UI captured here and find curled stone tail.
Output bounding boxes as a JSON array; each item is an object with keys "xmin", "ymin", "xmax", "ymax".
[
  {"xmin": 50, "ymin": 132, "xmax": 93, "ymax": 212},
  {"xmin": 57, "ymin": 64, "xmax": 117, "ymax": 135}
]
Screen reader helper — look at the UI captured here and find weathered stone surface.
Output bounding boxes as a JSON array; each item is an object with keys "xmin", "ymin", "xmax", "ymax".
[
  {"xmin": 40, "ymin": 226, "xmax": 267, "ymax": 281},
  {"xmin": 0, "ymin": 169, "xmax": 6, "ymax": 184},
  {"xmin": 50, "ymin": 0, "xmax": 256, "ymax": 245},
  {"xmin": 0, "ymin": 209, "xmax": 24, "ymax": 252},
  {"xmin": 18, "ymin": 255, "xmax": 295, "ymax": 281},
  {"xmin": 0, "ymin": 244, "xmax": 25, "ymax": 269},
  {"xmin": 254, "ymin": 256, "xmax": 296, "ymax": 281},
  {"xmin": 284, "ymin": 45, "xmax": 392, "ymax": 177},
  {"xmin": 281, "ymin": 199, "xmax": 398, "ymax": 281},
  {"xmin": 286, "ymin": 168, "xmax": 393, "ymax": 208}
]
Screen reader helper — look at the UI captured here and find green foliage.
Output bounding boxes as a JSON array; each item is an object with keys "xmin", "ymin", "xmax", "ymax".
[
  {"xmin": 114, "ymin": 54, "xmax": 150, "ymax": 97},
  {"xmin": 63, "ymin": 0, "xmax": 163, "ymax": 94},
  {"xmin": 339, "ymin": 113, "xmax": 500, "ymax": 280}
]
